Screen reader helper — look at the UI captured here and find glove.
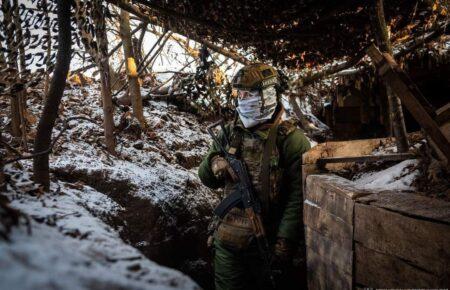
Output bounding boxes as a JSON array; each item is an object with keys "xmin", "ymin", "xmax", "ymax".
[
  {"xmin": 211, "ymin": 156, "xmax": 229, "ymax": 180},
  {"xmin": 273, "ymin": 238, "xmax": 293, "ymax": 263}
]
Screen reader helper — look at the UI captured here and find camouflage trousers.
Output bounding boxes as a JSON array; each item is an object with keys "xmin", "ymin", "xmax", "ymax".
[
  {"xmin": 214, "ymin": 239, "xmax": 267, "ymax": 290},
  {"xmin": 213, "ymin": 239, "xmax": 305, "ymax": 290}
]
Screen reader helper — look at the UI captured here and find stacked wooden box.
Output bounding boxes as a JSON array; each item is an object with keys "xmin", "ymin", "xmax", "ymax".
[
  {"xmin": 354, "ymin": 191, "xmax": 450, "ymax": 288},
  {"xmin": 304, "ymin": 174, "xmax": 450, "ymax": 289},
  {"xmin": 303, "ymin": 174, "xmax": 369, "ymax": 289},
  {"xmin": 302, "ymin": 138, "xmax": 450, "ymax": 289}
]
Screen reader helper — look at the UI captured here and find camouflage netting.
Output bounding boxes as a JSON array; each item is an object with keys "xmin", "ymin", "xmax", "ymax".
[{"xmin": 129, "ymin": 0, "xmax": 442, "ymax": 68}]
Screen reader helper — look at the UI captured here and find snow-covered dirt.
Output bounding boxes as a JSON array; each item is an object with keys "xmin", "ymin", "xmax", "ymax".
[
  {"xmin": 1, "ymin": 82, "xmax": 220, "ymax": 289},
  {"xmin": 352, "ymin": 159, "xmax": 419, "ymax": 191},
  {"xmin": 1, "ymin": 167, "xmax": 199, "ymax": 290},
  {"xmin": 336, "ymin": 134, "xmax": 449, "ymax": 198}
]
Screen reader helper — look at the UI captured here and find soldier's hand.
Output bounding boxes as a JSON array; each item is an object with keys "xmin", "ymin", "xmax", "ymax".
[
  {"xmin": 211, "ymin": 156, "xmax": 238, "ymax": 181},
  {"xmin": 273, "ymin": 238, "xmax": 293, "ymax": 263}
]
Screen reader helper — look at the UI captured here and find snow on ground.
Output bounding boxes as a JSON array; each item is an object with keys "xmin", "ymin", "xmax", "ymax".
[
  {"xmin": 352, "ymin": 159, "xmax": 420, "ymax": 191},
  {"xmin": 0, "ymin": 167, "xmax": 199, "ymax": 290},
  {"xmin": 37, "ymin": 83, "xmax": 217, "ymax": 209},
  {"xmin": 0, "ymin": 82, "xmax": 219, "ymax": 290}
]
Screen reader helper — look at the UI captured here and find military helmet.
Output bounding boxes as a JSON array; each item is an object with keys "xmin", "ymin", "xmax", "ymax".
[{"xmin": 232, "ymin": 63, "xmax": 279, "ymax": 90}]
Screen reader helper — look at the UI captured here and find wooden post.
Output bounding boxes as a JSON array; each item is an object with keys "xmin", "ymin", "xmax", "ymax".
[
  {"xmin": 371, "ymin": 0, "xmax": 409, "ymax": 152},
  {"xmin": 119, "ymin": 3, "xmax": 147, "ymax": 128},
  {"xmin": 93, "ymin": 0, "xmax": 116, "ymax": 155},
  {"xmin": 367, "ymin": 45, "xmax": 450, "ymax": 163}
]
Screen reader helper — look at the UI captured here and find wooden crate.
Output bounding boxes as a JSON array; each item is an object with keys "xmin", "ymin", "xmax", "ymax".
[
  {"xmin": 304, "ymin": 174, "xmax": 370, "ymax": 290},
  {"xmin": 303, "ymin": 175, "xmax": 450, "ymax": 289},
  {"xmin": 302, "ymin": 137, "xmax": 450, "ymax": 289},
  {"xmin": 355, "ymin": 191, "xmax": 450, "ymax": 288}
]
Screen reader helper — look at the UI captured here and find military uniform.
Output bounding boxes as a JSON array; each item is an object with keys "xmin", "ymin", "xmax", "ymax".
[{"xmin": 198, "ymin": 118, "xmax": 311, "ymax": 290}]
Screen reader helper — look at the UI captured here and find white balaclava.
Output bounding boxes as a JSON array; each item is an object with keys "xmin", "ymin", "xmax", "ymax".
[{"xmin": 236, "ymin": 85, "xmax": 278, "ymax": 128}]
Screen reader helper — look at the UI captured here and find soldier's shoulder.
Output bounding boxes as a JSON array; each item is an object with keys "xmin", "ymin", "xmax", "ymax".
[
  {"xmin": 278, "ymin": 119, "xmax": 298, "ymax": 136},
  {"xmin": 278, "ymin": 120, "xmax": 311, "ymax": 153}
]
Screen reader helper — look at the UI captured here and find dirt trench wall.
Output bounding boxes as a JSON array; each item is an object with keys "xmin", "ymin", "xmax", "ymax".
[
  {"xmin": 304, "ymin": 174, "xmax": 450, "ymax": 289},
  {"xmin": 52, "ymin": 167, "xmax": 215, "ymax": 290}
]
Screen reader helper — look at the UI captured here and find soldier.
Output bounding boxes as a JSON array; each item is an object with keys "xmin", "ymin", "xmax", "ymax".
[{"xmin": 198, "ymin": 63, "xmax": 311, "ymax": 290}]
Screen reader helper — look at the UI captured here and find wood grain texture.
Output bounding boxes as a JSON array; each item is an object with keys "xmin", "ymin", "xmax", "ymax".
[
  {"xmin": 301, "ymin": 164, "xmax": 320, "ymax": 197},
  {"xmin": 305, "ymin": 175, "xmax": 358, "ymax": 224},
  {"xmin": 357, "ymin": 191, "xmax": 450, "ymax": 223},
  {"xmin": 355, "ymin": 243, "xmax": 446, "ymax": 288},
  {"xmin": 304, "ymin": 202, "xmax": 353, "ymax": 249},
  {"xmin": 307, "ymin": 249, "xmax": 352, "ymax": 290},
  {"xmin": 305, "ymin": 227, "xmax": 353, "ymax": 274},
  {"xmin": 302, "ymin": 138, "xmax": 387, "ymax": 165},
  {"xmin": 355, "ymin": 203, "xmax": 450, "ymax": 277}
]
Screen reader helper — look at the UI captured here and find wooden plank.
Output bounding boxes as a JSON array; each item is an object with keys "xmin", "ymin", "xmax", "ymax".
[
  {"xmin": 367, "ymin": 45, "xmax": 450, "ymax": 160},
  {"xmin": 436, "ymin": 102, "xmax": 450, "ymax": 126},
  {"xmin": 301, "ymin": 164, "xmax": 320, "ymax": 198},
  {"xmin": 355, "ymin": 203, "xmax": 450, "ymax": 276},
  {"xmin": 307, "ymin": 249, "xmax": 352, "ymax": 290},
  {"xmin": 305, "ymin": 227, "xmax": 353, "ymax": 274},
  {"xmin": 302, "ymin": 137, "xmax": 395, "ymax": 171},
  {"xmin": 317, "ymin": 152, "xmax": 416, "ymax": 167},
  {"xmin": 355, "ymin": 243, "xmax": 445, "ymax": 288},
  {"xmin": 306, "ymin": 174, "xmax": 370, "ymax": 200},
  {"xmin": 305, "ymin": 174, "xmax": 360, "ymax": 223},
  {"xmin": 357, "ymin": 191, "xmax": 450, "ymax": 224},
  {"xmin": 304, "ymin": 202, "xmax": 353, "ymax": 249},
  {"xmin": 302, "ymin": 138, "xmax": 387, "ymax": 165}
]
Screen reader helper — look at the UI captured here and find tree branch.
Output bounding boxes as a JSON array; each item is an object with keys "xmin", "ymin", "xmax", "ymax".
[{"xmin": 104, "ymin": 0, "xmax": 250, "ymax": 64}]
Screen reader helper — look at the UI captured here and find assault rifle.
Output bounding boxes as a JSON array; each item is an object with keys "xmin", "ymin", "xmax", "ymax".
[{"xmin": 207, "ymin": 120, "xmax": 276, "ymax": 288}]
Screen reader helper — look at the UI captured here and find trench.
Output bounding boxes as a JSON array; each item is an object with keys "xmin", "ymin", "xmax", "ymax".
[{"xmin": 53, "ymin": 168, "xmax": 215, "ymax": 290}]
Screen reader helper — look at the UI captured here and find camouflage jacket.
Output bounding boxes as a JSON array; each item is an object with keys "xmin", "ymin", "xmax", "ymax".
[{"xmin": 198, "ymin": 119, "xmax": 311, "ymax": 243}]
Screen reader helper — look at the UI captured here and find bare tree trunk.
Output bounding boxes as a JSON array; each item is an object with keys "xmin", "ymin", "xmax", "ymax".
[
  {"xmin": 12, "ymin": 0, "xmax": 26, "ymax": 73},
  {"xmin": 0, "ymin": 133, "xmax": 5, "ymax": 191},
  {"xmin": 12, "ymin": 0, "xmax": 28, "ymax": 151},
  {"xmin": 42, "ymin": 0, "xmax": 52, "ymax": 95},
  {"xmin": 372, "ymin": 0, "xmax": 409, "ymax": 152},
  {"xmin": 94, "ymin": 0, "xmax": 116, "ymax": 154},
  {"xmin": 2, "ymin": 0, "xmax": 21, "ymax": 138},
  {"xmin": 136, "ymin": 22, "xmax": 147, "ymax": 72},
  {"xmin": 33, "ymin": 0, "xmax": 72, "ymax": 189},
  {"xmin": 0, "ymin": 39, "xmax": 5, "ymax": 66},
  {"xmin": 119, "ymin": 4, "xmax": 147, "ymax": 128},
  {"xmin": 0, "ymin": 157, "xmax": 5, "ymax": 191}
]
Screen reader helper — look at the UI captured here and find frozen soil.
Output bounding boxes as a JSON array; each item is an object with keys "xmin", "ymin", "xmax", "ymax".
[
  {"xmin": 1, "ymin": 82, "xmax": 220, "ymax": 289},
  {"xmin": 1, "ymin": 167, "xmax": 200, "ymax": 290}
]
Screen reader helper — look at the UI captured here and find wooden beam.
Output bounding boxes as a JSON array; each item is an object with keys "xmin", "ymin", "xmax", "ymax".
[
  {"xmin": 317, "ymin": 153, "xmax": 416, "ymax": 167},
  {"xmin": 367, "ymin": 44, "xmax": 450, "ymax": 162},
  {"xmin": 436, "ymin": 103, "xmax": 450, "ymax": 126},
  {"xmin": 372, "ymin": 0, "xmax": 409, "ymax": 152}
]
